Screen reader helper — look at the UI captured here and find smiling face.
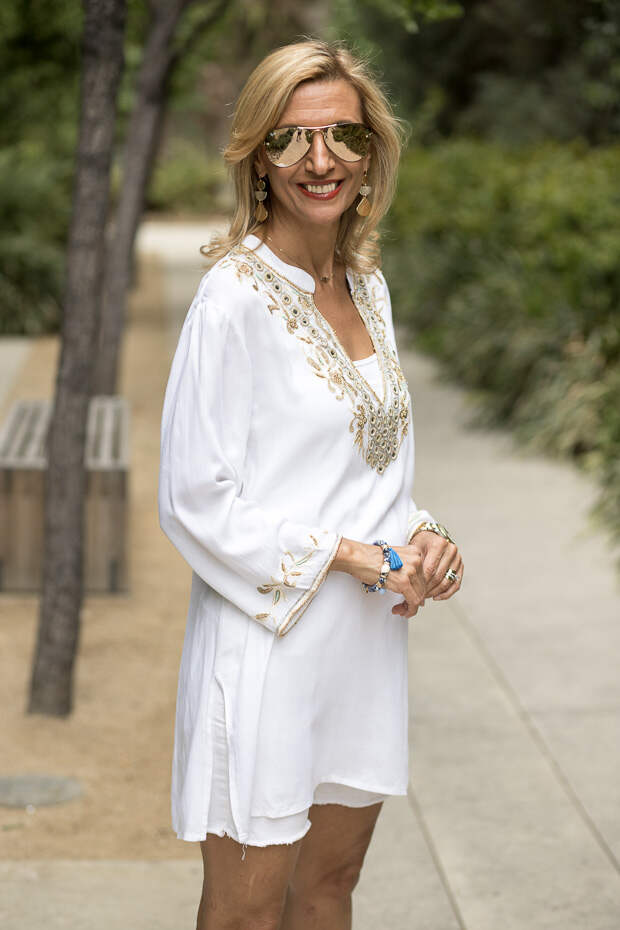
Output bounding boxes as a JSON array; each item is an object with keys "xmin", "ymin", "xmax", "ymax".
[{"xmin": 254, "ymin": 78, "xmax": 370, "ymax": 230}]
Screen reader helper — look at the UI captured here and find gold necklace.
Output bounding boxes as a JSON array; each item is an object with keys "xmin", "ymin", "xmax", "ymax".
[{"xmin": 264, "ymin": 234, "xmax": 335, "ymax": 284}]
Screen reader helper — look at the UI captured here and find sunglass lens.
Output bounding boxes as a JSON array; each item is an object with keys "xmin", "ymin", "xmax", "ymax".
[
  {"xmin": 326, "ymin": 124, "xmax": 370, "ymax": 161},
  {"xmin": 264, "ymin": 126, "xmax": 310, "ymax": 167}
]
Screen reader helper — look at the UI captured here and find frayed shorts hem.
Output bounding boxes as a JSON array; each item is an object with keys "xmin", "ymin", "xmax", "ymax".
[
  {"xmin": 177, "ymin": 787, "xmax": 387, "ymax": 848},
  {"xmin": 175, "ymin": 785, "xmax": 388, "ymax": 847},
  {"xmin": 186, "ymin": 677, "xmax": 390, "ymax": 849},
  {"xmin": 202, "ymin": 818, "xmax": 313, "ymax": 848}
]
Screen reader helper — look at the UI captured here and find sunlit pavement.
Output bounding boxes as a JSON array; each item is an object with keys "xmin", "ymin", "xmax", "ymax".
[{"xmin": 1, "ymin": 218, "xmax": 619, "ymax": 929}]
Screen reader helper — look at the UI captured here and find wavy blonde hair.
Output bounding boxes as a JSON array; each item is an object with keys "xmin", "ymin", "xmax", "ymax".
[{"xmin": 201, "ymin": 39, "xmax": 405, "ymax": 273}]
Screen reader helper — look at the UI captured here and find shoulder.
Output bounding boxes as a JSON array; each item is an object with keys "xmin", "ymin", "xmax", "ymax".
[
  {"xmin": 187, "ymin": 246, "xmax": 266, "ymax": 329},
  {"xmin": 367, "ymin": 267, "xmax": 390, "ymax": 300}
]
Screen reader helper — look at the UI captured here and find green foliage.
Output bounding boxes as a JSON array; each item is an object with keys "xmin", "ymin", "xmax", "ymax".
[
  {"xmin": 384, "ymin": 140, "xmax": 620, "ymax": 546},
  {"xmin": 331, "ymin": 0, "xmax": 620, "ymax": 144},
  {"xmin": 331, "ymin": 0, "xmax": 463, "ymax": 35},
  {"xmin": 0, "ymin": 143, "xmax": 71, "ymax": 334},
  {"xmin": 146, "ymin": 139, "xmax": 230, "ymax": 214},
  {"xmin": 0, "ymin": 0, "xmax": 83, "ymax": 334}
]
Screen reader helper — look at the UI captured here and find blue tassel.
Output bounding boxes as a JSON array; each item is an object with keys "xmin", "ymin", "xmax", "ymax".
[{"xmin": 388, "ymin": 548, "xmax": 403, "ymax": 571}]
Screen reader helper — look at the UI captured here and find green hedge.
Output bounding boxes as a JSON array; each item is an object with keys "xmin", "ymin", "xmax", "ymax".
[
  {"xmin": 0, "ymin": 139, "xmax": 230, "ymax": 335},
  {"xmin": 384, "ymin": 140, "xmax": 620, "ymax": 549},
  {"xmin": 0, "ymin": 143, "xmax": 69, "ymax": 335},
  {"xmin": 146, "ymin": 140, "xmax": 231, "ymax": 215}
]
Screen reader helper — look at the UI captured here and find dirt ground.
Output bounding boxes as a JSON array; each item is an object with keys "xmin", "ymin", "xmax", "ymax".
[{"xmin": 0, "ymin": 259, "xmax": 198, "ymax": 860}]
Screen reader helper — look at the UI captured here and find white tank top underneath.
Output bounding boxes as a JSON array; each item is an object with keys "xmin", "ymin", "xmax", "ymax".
[{"xmin": 353, "ymin": 352, "xmax": 384, "ymax": 403}]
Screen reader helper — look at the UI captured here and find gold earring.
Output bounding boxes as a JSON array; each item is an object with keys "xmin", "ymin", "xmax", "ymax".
[
  {"xmin": 356, "ymin": 170, "xmax": 371, "ymax": 217},
  {"xmin": 255, "ymin": 176, "xmax": 268, "ymax": 222}
]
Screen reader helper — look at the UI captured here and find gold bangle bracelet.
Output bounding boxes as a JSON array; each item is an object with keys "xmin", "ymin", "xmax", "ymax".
[{"xmin": 410, "ymin": 521, "xmax": 455, "ymax": 545}]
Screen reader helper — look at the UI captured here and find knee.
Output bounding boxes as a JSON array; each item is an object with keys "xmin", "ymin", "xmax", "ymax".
[
  {"xmin": 292, "ymin": 859, "xmax": 363, "ymax": 902},
  {"xmin": 322, "ymin": 860, "xmax": 363, "ymax": 897},
  {"xmin": 238, "ymin": 918, "xmax": 282, "ymax": 930},
  {"xmin": 200, "ymin": 906, "xmax": 282, "ymax": 930},
  {"xmin": 200, "ymin": 890, "xmax": 283, "ymax": 930}
]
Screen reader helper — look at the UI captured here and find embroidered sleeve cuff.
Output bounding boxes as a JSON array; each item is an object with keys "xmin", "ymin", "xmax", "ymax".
[
  {"xmin": 406, "ymin": 506, "xmax": 436, "ymax": 544},
  {"xmin": 253, "ymin": 529, "xmax": 344, "ymax": 638}
]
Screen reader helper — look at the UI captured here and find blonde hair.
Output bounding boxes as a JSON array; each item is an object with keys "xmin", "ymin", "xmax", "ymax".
[{"xmin": 201, "ymin": 39, "xmax": 405, "ymax": 273}]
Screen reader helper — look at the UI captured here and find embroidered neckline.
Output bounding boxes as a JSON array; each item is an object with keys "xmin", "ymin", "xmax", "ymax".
[
  {"xmin": 237, "ymin": 244, "xmax": 389, "ymax": 410},
  {"xmin": 221, "ymin": 245, "xmax": 411, "ymax": 474}
]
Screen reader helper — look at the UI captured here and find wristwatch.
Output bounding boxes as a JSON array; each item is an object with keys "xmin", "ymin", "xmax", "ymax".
[{"xmin": 410, "ymin": 521, "xmax": 455, "ymax": 544}]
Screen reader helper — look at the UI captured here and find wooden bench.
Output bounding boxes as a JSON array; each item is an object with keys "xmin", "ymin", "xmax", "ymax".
[{"xmin": 0, "ymin": 396, "xmax": 129, "ymax": 593}]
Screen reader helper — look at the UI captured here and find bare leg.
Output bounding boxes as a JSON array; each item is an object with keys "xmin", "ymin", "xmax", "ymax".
[
  {"xmin": 197, "ymin": 831, "xmax": 303, "ymax": 930},
  {"xmin": 280, "ymin": 801, "xmax": 383, "ymax": 930}
]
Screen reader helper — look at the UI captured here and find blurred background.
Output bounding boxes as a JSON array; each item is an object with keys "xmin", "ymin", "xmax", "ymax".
[
  {"xmin": 1, "ymin": 2, "xmax": 619, "ymax": 928},
  {"xmin": 3, "ymin": 0, "xmax": 619, "ymax": 538}
]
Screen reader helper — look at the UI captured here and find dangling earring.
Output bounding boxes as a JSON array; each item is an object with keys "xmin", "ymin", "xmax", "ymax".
[
  {"xmin": 255, "ymin": 175, "xmax": 268, "ymax": 222},
  {"xmin": 356, "ymin": 170, "xmax": 371, "ymax": 217}
]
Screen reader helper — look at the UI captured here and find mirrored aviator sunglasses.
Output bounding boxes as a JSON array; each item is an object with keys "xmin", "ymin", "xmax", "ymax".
[{"xmin": 264, "ymin": 122, "xmax": 372, "ymax": 168}]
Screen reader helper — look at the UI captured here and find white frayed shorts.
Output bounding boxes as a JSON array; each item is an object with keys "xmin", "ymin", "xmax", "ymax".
[{"xmin": 202, "ymin": 680, "xmax": 387, "ymax": 849}]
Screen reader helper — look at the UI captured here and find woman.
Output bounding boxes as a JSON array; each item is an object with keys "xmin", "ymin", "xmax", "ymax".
[{"xmin": 159, "ymin": 39, "xmax": 463, "ymax": 930}]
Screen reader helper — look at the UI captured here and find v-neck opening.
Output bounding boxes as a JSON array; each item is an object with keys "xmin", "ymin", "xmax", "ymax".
[
  {"xmin": 313, "ymin": 281, "xmax": 388, "ymax": 409},
  {"xmin": 239, "ymin": 237, "xmax": 389, "ymax": 410}
]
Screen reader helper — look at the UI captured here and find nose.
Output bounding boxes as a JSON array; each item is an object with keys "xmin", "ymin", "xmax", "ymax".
[{"xmin": 304, "ymin": 129, "xmax": 335, "ymax": 175}]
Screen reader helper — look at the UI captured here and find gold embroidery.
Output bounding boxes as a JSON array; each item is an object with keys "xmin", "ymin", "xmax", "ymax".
[
  {"xmin": 276, "ymin": 532, "xmax": 343, "ymax": 637},
  {"xmin": 227, "ymin": 246, "xmax": 410, "ymax": 474},
  {"xmin": 255, "ymin": 535, "xmax": 320, "ymax": 625}
]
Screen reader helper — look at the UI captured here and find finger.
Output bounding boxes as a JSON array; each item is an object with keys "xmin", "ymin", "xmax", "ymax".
[
  {"xmin": 429, "ymin": 562, "xmax": 460, "ymax": 599},
  {"xmin": 391, "ymin": 600, "xmax": 419, "ymax": 617},
  {"xmin": 427, "ymin": 548, "xmax": 462, "ymax": 596},
  {"xmin": 423, "ymin": 546, "xmax": 456, "ymax": 595},
  {"xmin": 425, "ymin": 543, "xmax": 458, "ymax": 595},
  {"xmin": 419, "ymin": 540, "xmax": 451, "ymax": 586},
  {"xmin": 405, "ymin": 590, "xmax": 424, "ymax": 618},
  {"xmin": 405, "ymin": 575, "xmax": 425, "ymax": 613},
  {"xmin": 433, "ymin": 582, "xmax": 458, "ymax": 600},
  {"xmin": 433, "ymin": 557, "xmax": 464, "ymax": 600},
  {"xmin": 391, "ymin": 587, "xmax": 423, "ymax": 618}
]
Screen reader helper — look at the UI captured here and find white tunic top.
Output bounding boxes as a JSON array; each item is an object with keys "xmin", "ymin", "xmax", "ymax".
[
  {"xmin": 158, "ymin": 234, "xmax": 434, "ymax": 842},
  {"xmin": 353, "ymin": 353, "xmax": 384, "ymax": 403}
]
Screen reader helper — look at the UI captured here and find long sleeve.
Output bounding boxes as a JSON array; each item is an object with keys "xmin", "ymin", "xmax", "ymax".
[
  {"xmin": 158, "ymin": 286, "xmax": 342, "ymax": 637},
  {"xmin": 374, "ymin": 270, "xmax": 435, "ymax": 542},
  {"xmin": 406, "ymin": 497, "xmax": 436, "ymax": 542}
]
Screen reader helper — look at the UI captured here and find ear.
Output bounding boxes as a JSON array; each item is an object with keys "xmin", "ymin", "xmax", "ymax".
[{"xmin": 254, "ymin": 148, "xmax": 268, "ymax": 179}]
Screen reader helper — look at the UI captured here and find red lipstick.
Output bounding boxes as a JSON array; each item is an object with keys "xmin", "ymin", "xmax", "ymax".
[{"xmin": 297, "ymin": 180, "xmax": 344, "ymax": 200}]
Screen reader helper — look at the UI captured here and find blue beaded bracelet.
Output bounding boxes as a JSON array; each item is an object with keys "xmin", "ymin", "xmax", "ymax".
[{"xmin": 362, "ymin": 539, "xmax": 403, "ymax": 594}]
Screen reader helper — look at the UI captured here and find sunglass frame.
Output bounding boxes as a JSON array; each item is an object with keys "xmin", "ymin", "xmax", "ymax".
[{"xmin": 263, "ymin": 122, "xmax": 373, "ymax": 167}]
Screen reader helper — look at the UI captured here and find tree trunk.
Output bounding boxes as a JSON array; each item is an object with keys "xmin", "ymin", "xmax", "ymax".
[
  {"xmin": 92, "ymin": 0, "xmax": 192, "ymax": 396},
  {"xmin": 28, "ymin": 0, "xmax": 127, "ymax": 717},
  {"xmin": 90, "ymin": 0, "xmax": 260, "ymax": 396}
]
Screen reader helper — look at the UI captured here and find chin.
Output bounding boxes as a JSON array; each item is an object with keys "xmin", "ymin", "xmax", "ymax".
[{"xmin": 295, "ymin": 203, "xmax": 351, "ymax": 225}]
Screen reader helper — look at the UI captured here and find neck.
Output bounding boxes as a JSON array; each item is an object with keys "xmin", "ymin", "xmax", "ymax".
[{"xmin": 261, "ymin": 212, "xmax": 340, "ymax": 284}]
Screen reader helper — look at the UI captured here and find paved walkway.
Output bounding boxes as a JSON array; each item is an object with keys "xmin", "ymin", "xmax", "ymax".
[
  {"xmin": 0, "ymin": 338, "xmax": 31, "ymax": 410},
  {"xmin": 1, "ymin": 220, "xmax": 618, "ymax": 929}
]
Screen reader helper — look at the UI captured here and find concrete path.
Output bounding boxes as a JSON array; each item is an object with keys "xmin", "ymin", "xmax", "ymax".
[
  {"xmin": 403, "ymin": 347, "xmax": 620, "ymax": 929},
  {"xmin": 0, "ymin": 338, "xmax": 31, "ymax": 410},
  {"xmin": 1, "ymin": 219, "xmax": 618, "ymax": 928}
]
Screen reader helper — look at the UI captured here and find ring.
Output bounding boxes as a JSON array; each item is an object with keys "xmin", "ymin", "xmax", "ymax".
[{"xmin": 445, "ymin": 568, "xmax": 459, "ymax": 583}]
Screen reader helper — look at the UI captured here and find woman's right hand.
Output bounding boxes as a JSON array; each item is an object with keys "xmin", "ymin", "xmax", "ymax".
[{"xmin": 331, "ymin": 539, "xmax": 427, "ymax": 619}]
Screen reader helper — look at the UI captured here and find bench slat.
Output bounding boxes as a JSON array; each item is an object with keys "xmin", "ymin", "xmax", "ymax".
[{"xmin": 0, "ymin": 396, "xmax": 129, "ymax": 593}]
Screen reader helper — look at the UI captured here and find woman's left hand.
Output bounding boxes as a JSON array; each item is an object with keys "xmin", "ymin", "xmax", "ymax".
[{"xmin": 410, "ymin": 530, "xmax": 464, "ymax": 601}]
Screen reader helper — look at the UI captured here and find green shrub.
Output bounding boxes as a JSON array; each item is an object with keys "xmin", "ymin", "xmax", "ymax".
[
  {"xmin": 146, "ymin": 139, "xmax": 231, "ymax": 215},
  {"xmin": 385, "ymin": 140, "xmax": 620, "ymax": 548},
  {"xmin": 0, "ymin": 137, "xmax": 231, "ymax": 334},
  {"xmin": 0, "ymin": 143, "xmax": 70, "ymax": 335}
]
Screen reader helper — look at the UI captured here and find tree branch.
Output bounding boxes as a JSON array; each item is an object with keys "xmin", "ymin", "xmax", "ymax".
[{"xmin": 171, "ymin": 0, "xmax": 229, "ymax": 65}]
